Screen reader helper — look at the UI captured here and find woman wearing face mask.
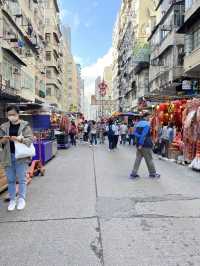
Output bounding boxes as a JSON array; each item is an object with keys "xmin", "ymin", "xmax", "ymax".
[{"xmin": 0, "ymin": 105, "xmax": 33, "ymax": 211}]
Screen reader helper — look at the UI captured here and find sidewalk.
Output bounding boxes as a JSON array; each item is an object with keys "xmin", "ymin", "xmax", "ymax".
[{"xmin": 0, "ymin": 144, "xmax": 200, "ymax": 266}]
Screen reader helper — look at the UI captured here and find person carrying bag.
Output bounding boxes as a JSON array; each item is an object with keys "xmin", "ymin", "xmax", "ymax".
[{"xmin": 0, "ymin": 105, "xmax": 34, "ymax": 211}]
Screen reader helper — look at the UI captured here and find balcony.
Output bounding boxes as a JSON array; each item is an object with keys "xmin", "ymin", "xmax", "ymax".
[
  {"xmin": 184, "ymin": 47, "xmax": 200, "ymax": 76},
  {"xmin": 159, "ymin": 30, "xmax": 184, "ymax": 57},
  {"xmin": 46, "ymin": 58, "xmax": 60, "ymax": 72},
  {"xmin": 149, "ymin": 66, "xmax": 183, "ymax": 84},
  {"xmin": 46, "ymin": 77, "xmax": 61, "ymax": 90}
]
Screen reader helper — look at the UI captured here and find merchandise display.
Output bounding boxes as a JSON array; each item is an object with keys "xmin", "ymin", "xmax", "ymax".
[{"xmin": 151, "ymin": 98, "xmax": 200, "ymax": 170}]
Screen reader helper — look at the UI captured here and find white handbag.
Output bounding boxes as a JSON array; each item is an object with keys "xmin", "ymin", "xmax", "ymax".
[{"xmin": 15, "ymin": 142, "xmax": 36, "ymax": 159}]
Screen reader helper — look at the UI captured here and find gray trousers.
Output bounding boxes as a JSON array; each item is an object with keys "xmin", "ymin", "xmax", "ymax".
[{"xmin": 133, "ymin": 148, "xmax": 156, "ymax": 175}]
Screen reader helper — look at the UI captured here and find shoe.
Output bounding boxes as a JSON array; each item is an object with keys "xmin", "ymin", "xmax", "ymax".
[
  {"xmin": 8, "ymin": 200, "xmax": 16, "ymax": 211},
  {"xmin": 149, "ymin": 173, "xmax": 161, "ymax": 179},
  {"xmin": 129, "ymin": 173, "xmax": 140, "ymax": 180},
  {"xmin": 17, "ymin": 198, "xmax": 26, "ymax": 210}
]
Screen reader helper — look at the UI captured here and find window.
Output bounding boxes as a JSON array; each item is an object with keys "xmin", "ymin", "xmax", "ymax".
[
  {"xmin": 45, "ymin": 18, "xmax": 51, "ymax": 26},
  {"xmin": 192, "ymin": 28, "xmax": 200, "ymax": 50},
  {"xmin": 185, "ymin": 0, "xmax": 193, "ymax": 10},
  {"xmin": 46, "ymin": 51, "xmax": 51, "ymax": 61},
  {"xmin": 46, "ymin": 87, "xmax": 51, "ymax": 96},
  {"xmin": 174, "ymin": 5, "xmax": 184, "ymax": 27},
  {"xmin": 45, "ymin": 33, "xmax": 51, "ymax": 43},
  {"xmin": 46, "ymin": 70, "xmax": 52, "ymax": 78}
]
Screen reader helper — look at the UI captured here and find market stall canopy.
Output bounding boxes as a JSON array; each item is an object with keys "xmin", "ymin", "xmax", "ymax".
[
  {"xmin": 121, "ymin": 112, "xmax": 141, "ymax": 117},
  {"xmin": 112, "ymin": 111, "xmax": 122, "ymax": 117}
]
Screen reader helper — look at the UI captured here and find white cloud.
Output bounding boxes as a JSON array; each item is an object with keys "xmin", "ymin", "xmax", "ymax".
[{"xmin": 82, "ymin": 48, "xmax": 113, "ymax": 97}]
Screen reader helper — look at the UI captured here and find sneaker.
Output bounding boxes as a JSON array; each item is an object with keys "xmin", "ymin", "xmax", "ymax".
[
  {"xmin": 17, "ymin": 198, "xmax": 26, "ymax": 211},
  {"xmin": 129, "ymin": 173, "xmax": 140, "ymax": 180},
  {"xmin": 149, "ymin": 173, "xmax": 161, "ymax": 179},
  {"xmin": 8, "ymin": 200, "xmax": 16, "ymax": 212}
]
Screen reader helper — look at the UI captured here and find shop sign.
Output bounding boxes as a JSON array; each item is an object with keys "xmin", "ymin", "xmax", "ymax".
[
  {"xmin": 182, "ymin": 80, "xmax": 191, "ymax": 90},
  {"xmin": 168, "ymin": 103, "xmax": 174, "ymax": 113},
  {"xmin": 133, "ymin": 41, "xmax": 150, "ymax": 63}
]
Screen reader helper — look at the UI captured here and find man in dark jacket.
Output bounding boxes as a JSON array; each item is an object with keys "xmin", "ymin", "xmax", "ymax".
[{"xmin": 130, "ymin": 114, "xmax": 160, "ymax": 179}]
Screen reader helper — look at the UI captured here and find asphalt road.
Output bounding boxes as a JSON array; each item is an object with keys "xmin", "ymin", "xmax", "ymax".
[{"xmin": 0, "ymin": 143, "xmax": 200, "ymax": 266}]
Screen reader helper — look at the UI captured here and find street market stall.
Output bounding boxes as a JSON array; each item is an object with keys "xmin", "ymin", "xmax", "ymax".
[{"xmin": 151, "ymin": 97, "xmax": 200, "ymax": 169}]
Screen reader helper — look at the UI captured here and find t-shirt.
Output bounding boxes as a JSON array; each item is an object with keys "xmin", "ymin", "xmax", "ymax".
[
  {"xmin": 91, "ymin": 125, "xmax": 97, "ymax": 134},
  {"xmin": 84, "ymin": 124, "xmax": 88, "ymax": 133},
  {"xmin": 120, "ymin": 124, "xmax": 128, "ymax": 135},
  {"xmin": 9, "ymin": 123, "xmax": 20, "ymax": 154},
  {"xmin": 161, "ymin": 126, "xmax": 168, "ymax": 140}
]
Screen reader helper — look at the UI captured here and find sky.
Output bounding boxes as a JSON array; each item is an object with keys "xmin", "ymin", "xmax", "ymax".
[{"xmin": 59, "ymin": 0, "xmax": 122, "ymax": 96}]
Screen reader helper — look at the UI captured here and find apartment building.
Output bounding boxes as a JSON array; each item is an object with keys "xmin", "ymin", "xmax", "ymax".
[
  {"xmin": 45, "ymin": 0, "xmax": 63, "ymax": 109},
  {"xmin": 177, "ymin": 0, "xmax": 200, "ymax": 94},
  {"xmin": 0, "ymin": 0, "xmax": 46, "ymax": 104},
  {"xmin": 117, "ymin": 0, "xmax": 135, "ymax": 112},
  {"xmin": 132, "ymin": 0, "xmax": 156, "ymax": 108},
  {"xmin": 76, "ymin": 64, "xmax": 82, "ymax": 112},
  {"xmin": 113, "ymin": 0, "xmax": 156, "ymax": 112},
  {"xmin": 103, "ymin": 65, "xmax": 114, "ymax": 116},
  {"xmin": 112, "ymin": 14, "xmax": 120, "ymax": 111},
  {"xmin": 60, "ymin": 38, "xmax": 68, "ymax": 111},
  {"xmin": 148, "ymin": 0, "xmax": 185, "ymax": 96}
]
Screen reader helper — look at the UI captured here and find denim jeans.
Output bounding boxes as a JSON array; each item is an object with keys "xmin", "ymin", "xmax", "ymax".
[
  {"xmin": 108, "ymin": 135, "xmax": 114, "ymax": 150},
  {"xmin": 90, "ymin": 134, "xmax": 97, "ymax": 145},
  {"xmin": 5, "ymin": 154, "xmax": 28, "ymax": 201}
]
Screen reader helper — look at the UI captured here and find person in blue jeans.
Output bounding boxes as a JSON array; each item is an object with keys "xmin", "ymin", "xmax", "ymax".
[
  {"xmin": 0, "ymin": 105, "xmax": 33, "ymax": 211},
  {"xmin": 130, "ymin": 113, "xmax": 160, "ymax": 179}
]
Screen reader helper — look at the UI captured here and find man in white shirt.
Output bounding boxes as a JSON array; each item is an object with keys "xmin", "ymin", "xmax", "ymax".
[
  {"xmin": 120, "ymin": 123, "xmax": 128, "ymax": 145},
  {"xmin": 83, "ymin": 121, "xmax": 89, "ymax": 142}
]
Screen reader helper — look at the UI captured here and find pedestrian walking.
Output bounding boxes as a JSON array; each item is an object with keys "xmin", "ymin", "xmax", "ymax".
[
  {"xmin": 130, "ymin": 114, "xmax": 160, "ymax": 179},
  {"xmin": 113, "ymin": 122, "xmax": 120, "ymax": 149},
  {"xmin": 161, "ymin": 122, "xmax": 174, "ymax": 158},
  {"xmin": 128, "ymin": 123, "xmax": 135, "ymax": 145},
  {"xmin": 106, "ymin": 120, "xmax": 115, "ymax": 151},
  {"xmin": 99, "ymin": 120, "xmax": 106, "ymax": 144},
  {"xmin": 90, "ymin": 121, "xmax": 97, "ymax": 146},
  {"xmin": 69, "ymin": 121, "xmax": 77, "ymax": 146},
  {"xmin": 120, "ymin": 122, "xmax": 128, "ymax": 145},
  {"xmin": 83, "ymin": 120, "xmax": 89, "ymax": 142},
  {"xmin": 0, "ymin": 105, "xmax": 34, "ymax": 211}
]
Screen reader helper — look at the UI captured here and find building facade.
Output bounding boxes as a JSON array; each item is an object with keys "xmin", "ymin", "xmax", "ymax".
[
  {"xmin": 148, "ymin": 0, "xmax": 185, "ymax": 96},
  {"xmin": 103, "ymin": 65, "xmax": 114, "ymax": 117},
  {"xmin": 112, "ymin": 0, "xmax": 156, "ymax": 112},
  {"xmin": 44, "ymin": 0, "xmax": 63, "ymax": 109},
  {"xmin": 0, "ymin": 0, "xmax": 83, "ymax": 116},
  {"xmin": 177, "ymin": 0, "xmax": 200, "ymax": 95},
  {"xmin": 0, "ymin": 0, "xmax": 46, "ymax": 105}
]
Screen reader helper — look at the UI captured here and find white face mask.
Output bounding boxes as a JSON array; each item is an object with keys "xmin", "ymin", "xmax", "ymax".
[{"xmin": 8, "ymin": 115, "xmax": 19, "ymax": 124}]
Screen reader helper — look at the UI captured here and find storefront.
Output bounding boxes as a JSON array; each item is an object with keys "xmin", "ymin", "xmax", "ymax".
[{"xmin": 151, "ymin": 97, "xmax": 200, "ymax": 170}]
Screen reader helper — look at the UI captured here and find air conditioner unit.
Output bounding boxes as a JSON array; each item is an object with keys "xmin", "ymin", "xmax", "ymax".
[
  {"xmin": 13, "ymin": 68, "xmax": 20, "ymax": 75},
  {"xmin": 25, "ymin": 49, "xmax": 32, "ymax": 57}
]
